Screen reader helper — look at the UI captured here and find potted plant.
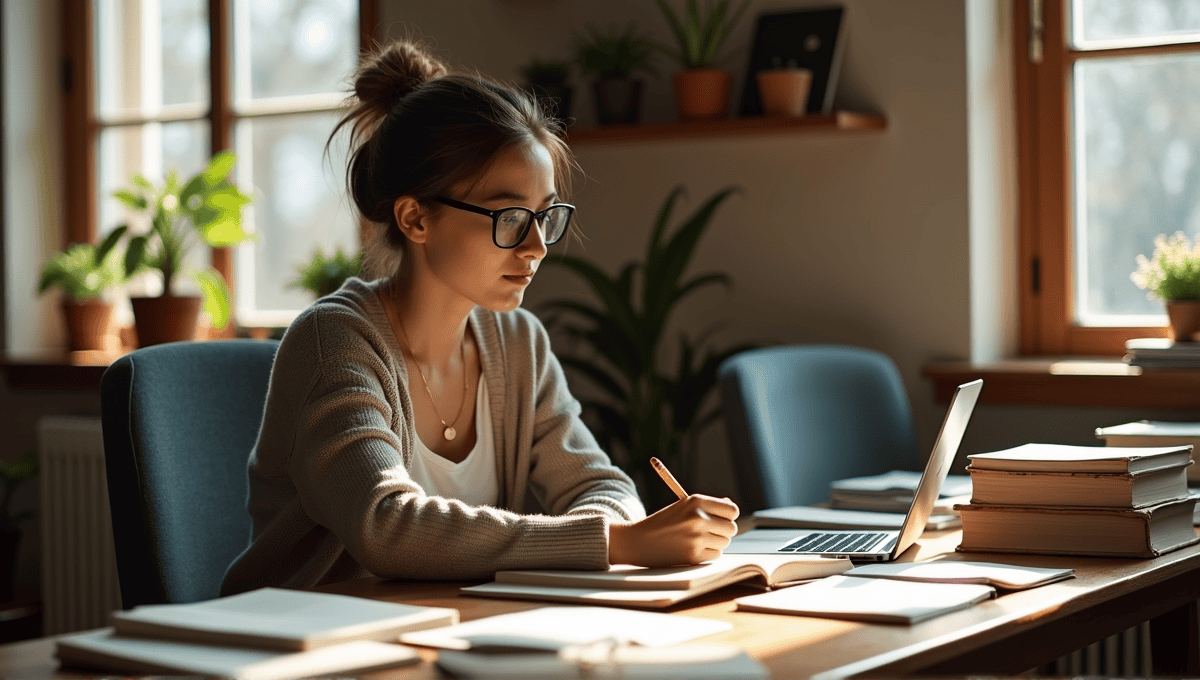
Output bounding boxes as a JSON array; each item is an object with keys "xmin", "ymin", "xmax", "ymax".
[
  {"xmin": 1132, "ymin": 231, "xmax": 1200, "ymax": 341},
  {"xmin": 574, "ymin": 24, "xmax": 657, "ymax": 125},
  {"xmin": 0, "ymin": 450, "xmax": 37, "ymax": 603},
  {"xmin": 655, "ymin": 0, "xmax": 750, "ymax": 121},
  {"xmin": 539, "ymin": 186, "xmax": 757, "ymax": 510},
  {"xmin": 522, "ymin": 58, "xmax": 574, "ymax": 122},
  {"xmin": 288, "ymin": 246, "xmax": 362, "ymax": 300},
  {"xmin": 116, "ymin": 150, "xmax": 254, "ymax": 346},
  {"xmin": 36, "ymin": 227, "xmax": 129, "ymax": 352}
]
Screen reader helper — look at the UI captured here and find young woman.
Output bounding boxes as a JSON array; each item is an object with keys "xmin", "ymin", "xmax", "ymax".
[{"xmin": 220, "ymin": 40, "xmax": 739, "ymax": 595}]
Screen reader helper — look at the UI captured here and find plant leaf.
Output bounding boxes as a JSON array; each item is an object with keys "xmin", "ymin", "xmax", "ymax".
[
  {"xmin": 124, "ymin": 234, "xmax": 149, "ymax": 278},
  {"xmin": 642, "ymin": 185, "xmax": 686, "ymax": 326},
  {"xmin": 196, "ymin": 268, "xmax": 231, "ymax": 329},
  {"xmin": 94, "ymin": 225, "xmax": 128, "ymax": 267},
  {"xmin": 113, "ymin": 190, "xmax": 148, "ymax": 211},
  {"xmin": 203, "ymin": 150, "xmax": 237, "ymax": 185},
  {"xmin": 670, "ymin": 271, "xmax": 731, "ymax": 309},
  {"xmin": 542, "ymin": 255, "xmax": 640, "ymax": 347}
]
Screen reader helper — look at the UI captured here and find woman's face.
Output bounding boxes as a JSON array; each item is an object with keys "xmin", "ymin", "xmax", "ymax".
[{"xmin": 419, "ymin": 141, "xmax": 557, "ymax": 313}]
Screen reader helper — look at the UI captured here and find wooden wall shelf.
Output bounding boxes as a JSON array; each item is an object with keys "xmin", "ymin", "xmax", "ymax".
[
  {"xmin": 565, "ymin": 111, "xmax": 887, "ymax": 146},
  {"xmin": 924, "ymin": 358, "xmax": 1200, "ymax": 409}
]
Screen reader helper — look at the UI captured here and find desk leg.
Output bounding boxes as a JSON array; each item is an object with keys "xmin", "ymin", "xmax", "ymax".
[{"xmin": 1149, "ymin": 599, "xmax": 1200, "ymax": 676}]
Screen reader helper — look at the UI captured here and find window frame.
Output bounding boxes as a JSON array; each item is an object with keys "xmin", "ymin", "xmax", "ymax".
[
  {"xmin": 1015, "ymin": 0, "xmax": 1200, "ymax": 355},
  {"xmin": 59, "ymin": 0, "xmax": 380, "ymax": 331}
]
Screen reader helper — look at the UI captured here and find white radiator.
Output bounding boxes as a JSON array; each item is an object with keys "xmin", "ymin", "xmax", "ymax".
[
  {"xmin": 1044, "ymin": 623, "xmax": 1150, "ymax": 676},
  {"xmin": 37, "ymin": 416, "xmax": 121, "ymax": 635}
]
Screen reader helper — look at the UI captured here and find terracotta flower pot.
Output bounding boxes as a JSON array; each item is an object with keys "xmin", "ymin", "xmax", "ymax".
[
  {"xmin": 60, "ymin": 299, "xmax": 114, "ymax": 351},
  {"xmin": 1166, "ymin": 300, "xmax": 1200, "ymax": 342},
  {"xmin": 592, "ymin": 77, "xmax": 643, "ymax": 125},
  {"xmin": 671, "ymin": 68, "xmax": 733, "ymax": 121},
  {"xmin": 130, "ymin": 295, "xmax": 203, "ymax": 347},
  {"xmin": 756, "ymin": 67, "xmax": 813, "ymax": 117}
]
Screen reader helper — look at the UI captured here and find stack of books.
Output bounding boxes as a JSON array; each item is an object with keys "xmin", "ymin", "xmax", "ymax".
[
  {"xmin": 826, "ymin": 469, "xmax": 973, "ymax": 513},
  {"xmin": 1096, "ymin": 420, "xmax": 1200, "ymax": 485},
  {"xmin": 955, "ymin": 443, "xmax": 1200, "ymax": 558},
  {"xmin": 1124, "ymin": 337, "xmax": 1200, "ymax": 369},
  {"xmin": 751, "ymin": 469, "xmax": 972, "ymax": 532},
  {"xmin": 53, "ymin": 588, "xmax": 458, "ymax": 679}
]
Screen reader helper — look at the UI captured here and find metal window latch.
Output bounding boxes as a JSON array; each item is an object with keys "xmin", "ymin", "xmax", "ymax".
[{"xmin": 1029, "ymin": 0, "xmax": 1045, "ymax": 63}]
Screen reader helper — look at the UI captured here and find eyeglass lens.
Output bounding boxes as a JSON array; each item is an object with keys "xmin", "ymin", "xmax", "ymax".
[{"xmin": 495, "ymin": 206, "xmax": 571, "ymax": 247}]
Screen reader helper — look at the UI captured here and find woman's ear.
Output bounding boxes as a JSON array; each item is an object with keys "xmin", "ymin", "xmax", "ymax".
[{"xmin": 393, "ymin": 197, "xmax": 428, "ymax": 244}]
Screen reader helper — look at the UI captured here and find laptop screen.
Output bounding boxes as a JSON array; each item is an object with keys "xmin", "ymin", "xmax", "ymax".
[{"xmin": 890, "ymin": 380, "xmax": 983, "ymax": 557}]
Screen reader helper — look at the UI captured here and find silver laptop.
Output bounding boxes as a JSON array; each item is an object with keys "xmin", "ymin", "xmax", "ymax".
[{"xmin": 726, "ymin": 379, "xmax": 982, "ymax": 562}]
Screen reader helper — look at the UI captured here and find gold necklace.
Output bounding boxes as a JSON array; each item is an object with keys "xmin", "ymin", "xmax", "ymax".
[{"xmin": 389, "ymin": 302, "xmax": 469, "ymax": 441}]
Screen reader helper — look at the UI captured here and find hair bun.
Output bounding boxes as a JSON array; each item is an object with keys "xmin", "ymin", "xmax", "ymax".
[{"xmin": 354, "ymin": 40, "xmax": 449, "ymax": 115}]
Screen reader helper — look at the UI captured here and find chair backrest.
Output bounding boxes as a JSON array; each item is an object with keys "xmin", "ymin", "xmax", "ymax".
[
  {"xmin": 718, "ymin": 344, "xmax": 920, "ymax": 512},
  {"xmin": 100, "ymin": 339, "xmax": 278, "ymax": 609}
]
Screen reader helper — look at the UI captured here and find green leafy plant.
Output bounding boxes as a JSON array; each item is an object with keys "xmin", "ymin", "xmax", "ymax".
[
  {"xmin": 655, "ymin": 0, "xmax": 750, "ymax": 69},
  {"xmin": 540, "ymin": 186, "xmax": 756, "ymax": 508},
  {"xmin": 0, "ymin": 451, "xmax": 38, "ymax": 533},
  {"xmin": 36, "ymin": 227, "xmax": 129, "ymax": 301},
  {"xmin": 1132, "ymin": 232, "xmax": 1200, "ymax": 301},
  {"xmin": 522, "ymin": 58, "xmax": 571, "ymax": 86},
  {"xmin": 574, "ymin": 24, "xmax": 657, "ymax": 79},
  {"xmin": 289, "ymin": 246, "xmax": 363, "ymax": 300},
  {"xmin": 116, "ymin": 150, "xmax": 253, "ymax": 329}
]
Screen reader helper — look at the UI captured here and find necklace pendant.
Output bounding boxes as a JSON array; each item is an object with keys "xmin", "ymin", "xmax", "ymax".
[{"xmin": 444, "ymin": 426, "xmax": 457, "ymax": 441}]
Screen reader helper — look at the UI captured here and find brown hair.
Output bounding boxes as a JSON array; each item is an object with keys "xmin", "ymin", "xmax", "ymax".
[{"xmin": 330, "ymin": 40, "xmax": 578, "ymax": 278}]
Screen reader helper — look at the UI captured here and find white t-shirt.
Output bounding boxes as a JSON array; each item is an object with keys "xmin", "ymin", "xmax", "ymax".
[{"xmin": 407, "ymin": 376, "xmax": 499, "ymax": 506}]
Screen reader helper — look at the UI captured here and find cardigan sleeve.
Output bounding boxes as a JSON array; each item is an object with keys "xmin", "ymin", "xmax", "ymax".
[
  {"xmin": 283, "ymin": 307, "xmax": 616, "ymax": 581},
  {"xmin": 518, "ymin": 309, "xmax": 647, "ymax": 523}
]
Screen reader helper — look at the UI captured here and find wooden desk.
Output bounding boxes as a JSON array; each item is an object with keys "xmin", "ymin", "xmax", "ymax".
[{"xmin": 2, "ymin": 529, "xmax": 1198, "ymax": 678}]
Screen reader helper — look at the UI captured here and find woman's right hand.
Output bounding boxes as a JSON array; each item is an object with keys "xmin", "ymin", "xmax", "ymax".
[{"xmin": 608, "ymin": 494, "xmax": 740, "ymax": 567}]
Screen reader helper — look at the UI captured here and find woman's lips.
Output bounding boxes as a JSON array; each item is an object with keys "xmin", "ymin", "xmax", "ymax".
[{"xmin": 503, "ymin": 272, "xmax": 534, "ymax": 284}]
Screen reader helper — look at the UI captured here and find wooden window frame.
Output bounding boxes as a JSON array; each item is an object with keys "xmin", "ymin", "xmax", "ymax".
[
  {"xmin": 1014, "ymin": 0, "xmax": 1200, "ymax": 355},
  {"xmin": 59, "ymin": 0, "xmax": 380, "ymax": 329}
]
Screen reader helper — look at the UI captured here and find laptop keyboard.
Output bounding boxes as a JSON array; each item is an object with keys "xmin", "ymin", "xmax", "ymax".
[{"xmin": 779, "ymin": 532, "xmax": 893, "ymax": 554}]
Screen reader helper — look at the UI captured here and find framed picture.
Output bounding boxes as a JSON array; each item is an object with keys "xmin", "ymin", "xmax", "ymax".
[{"xmin": 739, "ymin": 5, "xmax": 846, "ymax": 116}]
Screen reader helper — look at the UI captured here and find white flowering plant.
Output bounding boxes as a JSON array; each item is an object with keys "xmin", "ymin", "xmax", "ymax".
[{"xmin": 1131, "ymin": 232, "xmax": 1200, "ymax": 301}]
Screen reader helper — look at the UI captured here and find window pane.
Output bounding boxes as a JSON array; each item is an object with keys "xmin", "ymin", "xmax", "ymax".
[
  {"xmin": 1073, "ymin": 0, "xmax": 1200, "ymax": 49},
  {"xmin": 98, "ymin": 122, "xmax": 211, "ymax": 294},
  {"xmin": 96, "ymin": 0, "xmax": 209, "ymax": 118},
  {"xmin": 234, "ymin": 0, "xmax": 357, "ymax": 103},
  {"xmin": 1073, "ymin": 54, "xmax": 1200, "ymax": 325},
  {"xmin": 234, "ymin": 113, "xmax": 357, "ymax": 322}
]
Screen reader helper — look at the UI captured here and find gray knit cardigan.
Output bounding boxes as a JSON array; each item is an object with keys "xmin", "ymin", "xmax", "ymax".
[{"xmin": 220, "ymin": 277, "xmax": 645, "ymax": 595}]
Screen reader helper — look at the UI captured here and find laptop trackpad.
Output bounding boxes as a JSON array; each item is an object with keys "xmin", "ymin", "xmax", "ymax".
[{"xmin": 725, "ymin": 529, "xmax": 818, "ymax": 554}]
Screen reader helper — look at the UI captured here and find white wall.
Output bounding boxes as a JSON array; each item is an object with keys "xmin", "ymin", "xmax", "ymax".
[{"xmin": 3, "ymin": 0, "xmax": 61, "ymax": 354}]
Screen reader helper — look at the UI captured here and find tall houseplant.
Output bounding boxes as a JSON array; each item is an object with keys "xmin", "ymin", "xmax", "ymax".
[
  {"xmin": 540, "ymin": 186, "xmax": 756, "ymax": 509},
  {"xmin": 116, "ymin": 150, "xmax": 253, "ymax": 346},
  {"xmin": 655, "ymin": 0, "xmax": 750, "ymax": 120},
  {"xmin": 0, "ymin": 450, "xmax": 38, "ymax": 602},
  {"xmin": 37, "ymin": 227, "xmax": 129, "ymax": 351},
  {"xmin": 574, "ymin": 24, "xmax": 657, "ymax": 125}
]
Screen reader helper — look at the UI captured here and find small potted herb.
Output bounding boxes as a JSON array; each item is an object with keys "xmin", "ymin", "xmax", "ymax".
[
  {"xmin": 522, "ymin": 58, "xmax": 574, "ymax": 122},
  {"xmin": 574, "ymin": 24, "xmax": 657, "ymax": 125},
  {"xmin": 289, "ymin": 246, "xmax": 362, "ymax": 300},
  {"xmin": 36, "ymin": 227, "xmax": 129, "ymax": 352},
  {"xmin": 655, "ymin": 0, "xmax": 750, "ymax": 120},
  {"xmin": 1132, "ymin": 231, "xmax": 1200, "ymax": 341},
  {"xmin": 115, "ymin": 151, "xmax": 254, "ymax": 346}
]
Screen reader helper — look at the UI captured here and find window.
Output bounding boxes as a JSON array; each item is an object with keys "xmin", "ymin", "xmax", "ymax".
[
  {"xmin": 62, "ymin": 0, "xmax": 379, "ymax": 329},
  {"xmin": 1017, "ymin": 0, "xmax": 1200, "ymax": 354}
]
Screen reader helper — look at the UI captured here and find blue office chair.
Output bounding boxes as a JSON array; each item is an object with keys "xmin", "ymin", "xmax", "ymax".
[
  {"xmin": 718, "ymin": 344, "xmax": 920, "ymax": 512},
  {"xmin": 100, "ymin": 339, "xmax": 278, "ymax": 609}
]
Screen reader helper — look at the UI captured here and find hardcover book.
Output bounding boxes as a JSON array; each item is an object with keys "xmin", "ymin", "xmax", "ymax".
[
  {"xmin": 966, "ymin": 443, "xmax": 1192, "ymax": 475},
  {"xmin": 955, "ymin": 496, "xmax": 1199, "ymax": 558},
  {"xmin": 967, "ymin": 463, "xmax": 1190, "ymax": 508}
]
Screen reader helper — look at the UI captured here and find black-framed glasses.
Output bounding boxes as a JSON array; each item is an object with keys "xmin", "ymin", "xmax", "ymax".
[{"xmin": 434, "ymin": 196, "xmax": 575, "ymax": 248}]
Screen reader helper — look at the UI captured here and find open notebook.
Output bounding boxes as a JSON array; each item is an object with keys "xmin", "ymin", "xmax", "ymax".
[{"xmin": 461, "ymin": 553, "xmax": 852, "ymax": 608}]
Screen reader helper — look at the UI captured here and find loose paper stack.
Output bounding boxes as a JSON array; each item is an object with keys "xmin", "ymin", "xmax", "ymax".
[{"xmin": 55, "ymin": 588, "xmax": 458, "ymax": 679}]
